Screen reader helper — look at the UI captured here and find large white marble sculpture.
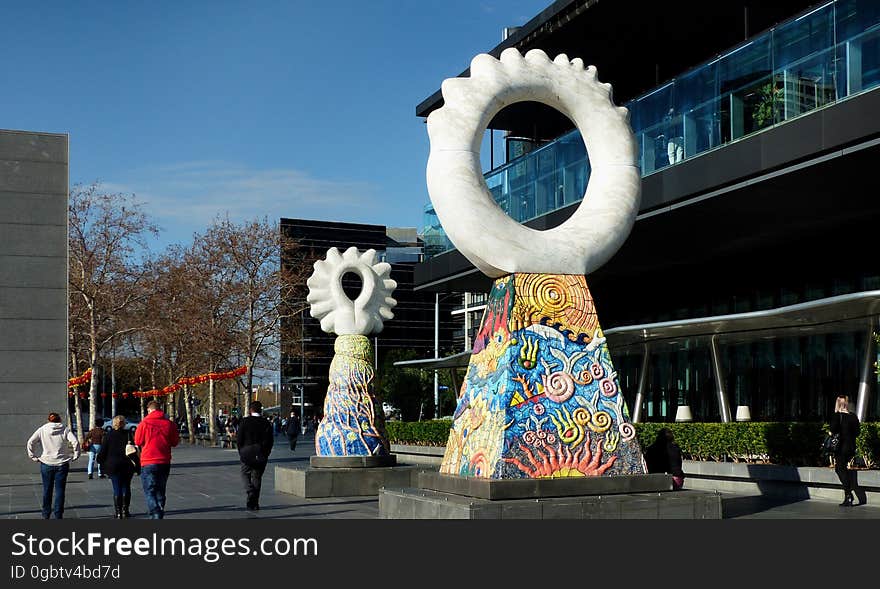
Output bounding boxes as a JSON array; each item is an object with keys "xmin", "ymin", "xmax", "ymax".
[{"xmin": 425, "ymin": 47, "xmax": 641, "ymax": 277}]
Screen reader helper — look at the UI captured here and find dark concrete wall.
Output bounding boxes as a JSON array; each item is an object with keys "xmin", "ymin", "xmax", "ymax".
[{"xmin": 0, "ymin": 129, "xmax": 68, "ymax": 474}]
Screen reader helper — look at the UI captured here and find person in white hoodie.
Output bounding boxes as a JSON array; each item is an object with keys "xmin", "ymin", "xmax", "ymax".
[{"xmin": 26, "ymin": 413, "xmax": 80, "ymax": 519}]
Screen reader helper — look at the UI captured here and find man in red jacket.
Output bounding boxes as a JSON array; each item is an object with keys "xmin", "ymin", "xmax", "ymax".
[{"xmin": 134, "ymin": 400, "xmax": 180, "ymax": 519}]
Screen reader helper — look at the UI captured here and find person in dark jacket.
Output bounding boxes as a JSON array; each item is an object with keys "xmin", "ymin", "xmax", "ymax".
[
  {"xmin": 237, "ymin": 401, "xmax": 274, "ymax": 511},
  {"xmin": 644, "ymin": 428, "xmax": 685, "ymax": 490},
  {"xmin": 829, "ymin": 395, "xmax": 861, "ymax": 506},
  {"xmin": 97, "ymin": 415, "xmax": 138, "ymax": 518},
  {"xmin": 286, "ymin": 410, "xmax": 301, "ymax": 451}
]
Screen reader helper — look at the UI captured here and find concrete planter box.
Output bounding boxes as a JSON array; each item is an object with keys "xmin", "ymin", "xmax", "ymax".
[
  {"xmin": 391, "ymin": 444, "xmax": 880, "ymax": 504},
  {"xmin": 683, "ymin": 460, "xmax": 880, "ymax": 503}
]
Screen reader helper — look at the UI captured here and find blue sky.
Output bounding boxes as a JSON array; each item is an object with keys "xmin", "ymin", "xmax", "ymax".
[{"xmin": 2, "ymin": 0, "xmax": 550, "ymax": 251}]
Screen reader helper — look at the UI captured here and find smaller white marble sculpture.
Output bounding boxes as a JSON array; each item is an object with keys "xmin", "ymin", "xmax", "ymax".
[
  {"xmin": 306, "ymin": 247, "xmax": 397, "ymax": 335},
  {"xmin": 425, "ymin": 47, "xmax": 641, "ymax": 278}
]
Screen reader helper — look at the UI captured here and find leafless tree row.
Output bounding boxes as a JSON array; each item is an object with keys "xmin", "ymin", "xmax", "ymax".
[{"xmin": 67, "ymin": 182, "xmax": 310, "ymax": 443}]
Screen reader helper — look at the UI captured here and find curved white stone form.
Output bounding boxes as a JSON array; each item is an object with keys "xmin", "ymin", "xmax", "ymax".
[
  {"xmin": 426, "ymin": 48, "xmax": 641, "ymax": 277},
  {"xmin": 306, "ymin": 247, "xmax": 397, "ymax": 335}
]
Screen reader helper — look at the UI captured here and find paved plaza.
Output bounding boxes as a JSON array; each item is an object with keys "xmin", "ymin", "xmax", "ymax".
[{"xmin": 2, "ymin": 435, "xmax": 879, "ymax": 520}]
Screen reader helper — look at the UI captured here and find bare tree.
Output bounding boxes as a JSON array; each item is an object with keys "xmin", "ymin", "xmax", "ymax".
[
  {"xmin": 68, "ymin": 182, "xmax": 158, "ymax": 431},
  {"xmin": 185, "ymin": 235, "xmax": 239, "ymax": 443},
  {"xmin": 202, "ymin": 216, "xmax": 309, "ymax": 411}
]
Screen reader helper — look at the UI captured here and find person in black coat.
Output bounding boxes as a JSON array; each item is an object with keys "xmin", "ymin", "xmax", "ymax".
[
  {"xmin": 829, "ymin": 395, "xmax": 861, "ymax": 506},
  {"xmin": 96, "ymin": 415, "xmax": 139, "ymax": 518},
  {"xmin": 236, "ymin": 401, "xmax": 274, "ymax": 511},
  {"xmin": 644, "ymin": 428, "xmax": 685, "ymax": 490},
  {"xmin": 285, "ymin": 410, "xmax": 301, "ymax": 451}
]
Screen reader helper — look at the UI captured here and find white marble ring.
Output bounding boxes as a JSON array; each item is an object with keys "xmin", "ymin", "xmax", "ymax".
[
  {"xmin": 426, "ymin": 48, "xmax": 641, "ymax": 277},
  {"xmin": 306, "ymin": 247, "xmax": 397, "ymax": 335}
]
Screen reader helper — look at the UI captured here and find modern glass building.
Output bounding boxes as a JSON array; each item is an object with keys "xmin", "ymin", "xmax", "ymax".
[{"xmin": 414, "ymin": 0, "xmax": 880, "ymax": 424}]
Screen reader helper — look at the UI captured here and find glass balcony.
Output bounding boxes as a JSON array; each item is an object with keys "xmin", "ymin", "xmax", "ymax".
[{"xmin": 422, "ymin": 0, "xmax": 880, "ymax": 258}]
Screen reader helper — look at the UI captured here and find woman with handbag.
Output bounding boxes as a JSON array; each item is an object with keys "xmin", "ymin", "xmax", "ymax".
[
  {"xmin": 829, "ymin": 395, "xmax": 861, "ymax": 507},
  {"xmin": 97, "ymin": 415, "xmax": 139, "ymax": 518}
]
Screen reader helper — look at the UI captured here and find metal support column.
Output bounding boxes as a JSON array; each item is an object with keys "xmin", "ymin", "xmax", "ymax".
[
  {"xmin": 434, "ymin": 293, "xmax": 440, "ymax": 419},
  {"xmin": 463, "ymin": 293, "xmax": 471, "ymax": 350},
  {"xmin": 449, "ymin": 368, "xmax": 460, "ymax": 403},
  {"xmin": 632, "ymin": 344, "xmax": 650, "ymax": 423},
  {"xmin": 710, "ymin": 335, "xmax": 732, "ymax": 423},
  {"xmin": 856, "ymin": 318, "xmax": 875, "ymax": 422}
]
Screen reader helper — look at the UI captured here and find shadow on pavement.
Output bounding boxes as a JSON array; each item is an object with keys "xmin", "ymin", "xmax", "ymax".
[{"xmin": 721, "ymin": 495, "xmax": 804, "ymax": 518}]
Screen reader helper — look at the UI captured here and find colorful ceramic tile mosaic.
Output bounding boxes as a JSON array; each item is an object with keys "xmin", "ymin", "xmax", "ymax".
[
  {"xmin": 316, "ymin": 334, "xmax": 390, "ymax": 457},
  {"xmin": 440, "ymin": 273, "xmax": 646, "ymax": 478}
]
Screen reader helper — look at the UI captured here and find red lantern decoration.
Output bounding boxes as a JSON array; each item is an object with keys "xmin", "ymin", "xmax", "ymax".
[
  {"xmin": 100, "ymin": 393, "xmax": 107, "ymax": 398},
  {"xmin": 122, "ymin": 392, "xmax": 129, "ymax": 399},
  {"xmin": 112, "ymin": 393, "xmax": 118, "ymax": 399},
  {"xmin": 78, "ymin": 392, "xmax": 87, "ymax": 399}
]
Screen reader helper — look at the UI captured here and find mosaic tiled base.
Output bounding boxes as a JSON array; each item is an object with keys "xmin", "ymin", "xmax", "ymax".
[
  {"xmin": 441, "ymin": 274, "xmax": 647, "ymax": 479},
  {"xmin": 316, "ymin": 335, "xmax": 390, "ymax": 457}
]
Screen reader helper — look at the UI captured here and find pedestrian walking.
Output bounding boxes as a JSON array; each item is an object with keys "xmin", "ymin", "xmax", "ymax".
[
  {"xmin": 644, "ymin": 427, "xmax": 685, "ymax": 490},
  {"xmin": 830, "ymin": 394, "xmax": 862, "ymax": 506},
  {"xmin": 286, "ymin": 410, "xmax": 301, "ymax": 451},
  {"xmin": 84, "ymin": 418, "xmax": 106, "ymax": 479},
  {"xmin": 97, "ymin": 415, "xmax": 139, "ymax": 518},
  {"xmin": 26, "ymin": 413, "xmax": 80, "ymax": 519},
  {"xmin": 134, "ymin": 400, "xmax": 180, "ymax": 519},
  {"xmin": 237, "ymin": 401, "xmax": 274, "ymax": 511}
]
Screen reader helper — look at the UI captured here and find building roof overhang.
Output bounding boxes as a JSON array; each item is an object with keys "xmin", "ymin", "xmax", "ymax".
[
  {"xmin": 605, "ymin": 290, "xmax": 880, "ymax": 351},
  {"xmin": 394, "ymin": 291, "xmax": 880, "ymax": 370}
]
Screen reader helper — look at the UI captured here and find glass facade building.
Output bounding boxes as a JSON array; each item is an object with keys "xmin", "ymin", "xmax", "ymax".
[{"xmin": 422, "ymin": 0, "xmax": 880, "ymax": 257}]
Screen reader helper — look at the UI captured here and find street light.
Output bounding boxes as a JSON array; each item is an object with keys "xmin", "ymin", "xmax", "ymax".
[{"xmin": 299, "ymin": 306, "xmax": 314, "ymax": 432}]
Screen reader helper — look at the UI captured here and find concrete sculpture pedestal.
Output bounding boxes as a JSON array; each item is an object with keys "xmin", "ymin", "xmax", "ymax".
[
  {"xmin": 275, "ymin": 459, "xmax": 425, "ymax": 499},
  {"xmin": 379, "ymin": 481, "xmax": 723, "ymax": 519}
]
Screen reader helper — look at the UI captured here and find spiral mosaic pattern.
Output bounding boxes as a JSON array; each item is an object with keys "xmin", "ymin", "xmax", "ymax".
[
  {"xmin": 511, "ymin": 274, "xmax": 598, "ymax": 341},
  {"xmin": 599, "ymin": 378, "xmax": 618, "ymax": 397},
  {"xmin": 542, "ymin": 371, "xmax": 575, "ymax": 403},
  {"xmin": 440, "ymin": 273, "xmax": 646, "ymax": 479},
  {"xmin": 572, "ymin": 407, "xmax": 590, "ymax": 425},
  {"xmin": 588, "ymin": 410, "xmax": 612, "ymax": 433}
]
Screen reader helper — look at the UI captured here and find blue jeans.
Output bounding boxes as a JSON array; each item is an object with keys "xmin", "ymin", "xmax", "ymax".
[
  {"xmin": 40, "ymin": 462, "xmax": 70, "ymax": 519},
  {"xmin": 110, "ymin": 473, "xmax": 133, "ymax": 497},
  {"xmin": 87, "ymin": 445, "xmax": 102, "ymax": 476},
  {"xmin": 141, "ymin": 464, "xmax": 171, "ymax": 519}
]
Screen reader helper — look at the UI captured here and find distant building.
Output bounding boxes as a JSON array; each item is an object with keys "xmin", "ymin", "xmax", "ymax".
[{"xmin": 279, "ymin": 218, "xmax": 456, "ymax": 418}]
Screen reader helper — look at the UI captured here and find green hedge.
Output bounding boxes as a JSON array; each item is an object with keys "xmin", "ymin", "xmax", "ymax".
[
  {"xmin": 387, "ymin": 420, "xmax": 880, "ymax": 467},
  {"xmin": 386, "ymin": 419, "xmax": 453, "ymax": 446}
]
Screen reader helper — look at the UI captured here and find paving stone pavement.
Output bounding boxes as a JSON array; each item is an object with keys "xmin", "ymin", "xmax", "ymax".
[
  {"xmin": 1, "ymin": 434, "xmax": 378, "ymax": 520},
  {"xmin": 3, "ymin": 435, "xmax": 879, "ymax": 519}
]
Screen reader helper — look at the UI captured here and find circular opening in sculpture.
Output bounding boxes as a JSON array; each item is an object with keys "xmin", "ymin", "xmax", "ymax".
[
  {"xmin": 486, "ymin": 102, "xmax": 584, "ymax": 230},
  {"xmin": 341, "ymin": 271, "xmax": 363, "ymax": 301}
]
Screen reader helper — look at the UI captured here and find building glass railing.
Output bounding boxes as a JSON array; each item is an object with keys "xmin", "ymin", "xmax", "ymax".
[{"xmin": 421, "ymin": 0, "xmax": 880, "ymax": 258}]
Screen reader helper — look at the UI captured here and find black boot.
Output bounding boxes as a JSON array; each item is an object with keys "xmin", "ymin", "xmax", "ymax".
[
  {"xmin": 122, "ymin": 494, "xmax": 131, "ymax": 519},
  {"xmin": 839, "ymin": 492, "xmax": 854, "ymax": 507},
  {"xmin": 113, "ymin": 496, "xmax": 122, "ymax": 518}
]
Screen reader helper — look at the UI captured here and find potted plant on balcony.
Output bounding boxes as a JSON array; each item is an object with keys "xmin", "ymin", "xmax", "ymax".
[{"xmin": 752, "ymin": 82, "xmax": 784, "ymax": 129}]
